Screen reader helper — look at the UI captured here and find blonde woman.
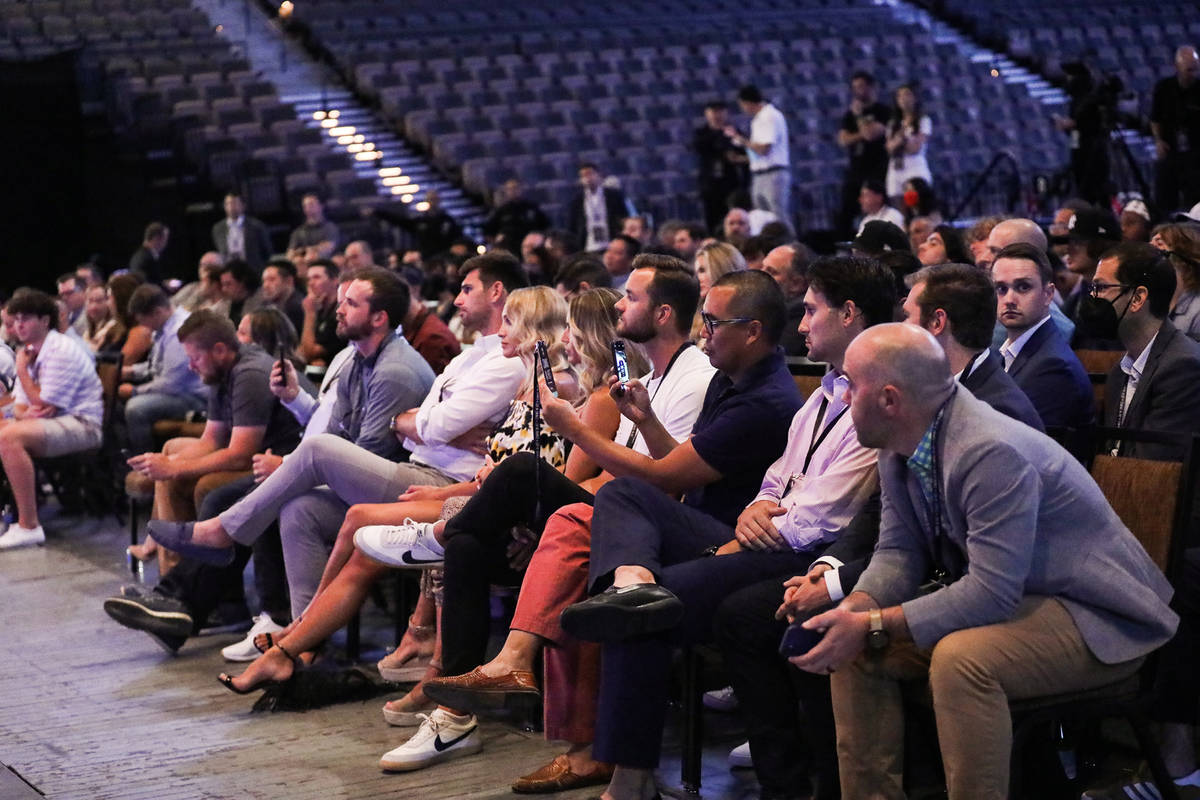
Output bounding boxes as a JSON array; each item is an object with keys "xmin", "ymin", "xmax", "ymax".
[
  {"xmin": 692, "ymin": 241, "xmax": 747, "ymax": 339},
  {"xmin": 1151, "ymin": 222, "xmax": 1200, "ymax": 340},
  {"xmin": 217, "ymin": 286, "xmax": 583, "ymax": 694}
]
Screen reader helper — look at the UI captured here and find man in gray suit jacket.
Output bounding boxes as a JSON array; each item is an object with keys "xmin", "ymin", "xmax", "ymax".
[
  {"xmin": 791, "ymin": 323, "xmax": 1178, "ymax": 800},
  {"xmin": 1097, "ymin": 241, "xmax": 1200, "ymax": 461},
  {"xmin": 212, "ymin": 192, "xmax": 274, "ymax": 271}
]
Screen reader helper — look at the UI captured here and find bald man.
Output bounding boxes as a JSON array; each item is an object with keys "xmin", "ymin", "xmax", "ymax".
[
  {"xmin": 787, "ymin": 323, "xmax": 1177, "ymax": 800},
  {"xmin": 982, "ymin": 217, "xmax": 1076, "ymax": 347},
  {"xmin": 1151, "ymin": 46, "xmax": 1200, "ymax": 213}
]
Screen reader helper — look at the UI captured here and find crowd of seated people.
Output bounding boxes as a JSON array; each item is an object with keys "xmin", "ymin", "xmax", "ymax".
[{"xmin": 1, "ymin": 56, "xmax": 1199, "ymax": 798}]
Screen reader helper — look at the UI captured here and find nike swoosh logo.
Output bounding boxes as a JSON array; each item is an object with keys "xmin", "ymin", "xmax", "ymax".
[
  {"xmin": 433, "ymin": 726, "xmax": 476, "ymax": 752},
  {"xmin": 402, "ymin": 552, "xmax": 442, "ymax": 564}
]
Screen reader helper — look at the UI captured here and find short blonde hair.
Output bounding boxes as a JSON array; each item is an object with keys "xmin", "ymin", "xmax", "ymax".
[{"xmin": 695, "ymin": 241, "xmax": 747, "ymax": 284}]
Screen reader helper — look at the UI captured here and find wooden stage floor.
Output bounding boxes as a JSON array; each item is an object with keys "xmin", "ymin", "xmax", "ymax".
[{"xmin": 0, "ymin": 508, "xmax": 758, "ymax": 799}]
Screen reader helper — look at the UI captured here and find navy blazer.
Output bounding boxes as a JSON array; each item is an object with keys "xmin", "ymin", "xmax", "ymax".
[
  {"xmin": 566, "ymin": 187, "xmax": 631, "ymax": 250},
  {"xmin": 1006, "ymin": 318, "xmax": 1095, "ymax": 429},
  {"xmin": 1104, "ymin": 319, "xmax": 1200, "ymax": 461},
  {"xmin": 212, "ymin": 216, "xmax": 274, "ymax": 271},
  {"xmin": 961, "ymin": 350, "xmax": 1045, "ymax": 433}
]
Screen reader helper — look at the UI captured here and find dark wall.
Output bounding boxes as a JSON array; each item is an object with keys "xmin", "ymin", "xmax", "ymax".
[{"xmin": 0, "ymin": 53, "xmax": 85, "ymax": 296}]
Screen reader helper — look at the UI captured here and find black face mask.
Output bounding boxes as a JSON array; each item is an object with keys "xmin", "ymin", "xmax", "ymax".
[{"xmin": 1076, "ymin": 287, "xmax": 1132, "ymax": 341}]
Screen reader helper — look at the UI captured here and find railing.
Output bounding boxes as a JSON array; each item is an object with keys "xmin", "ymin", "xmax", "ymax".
[{"xmin": 946, "ymin": 149, "xmax": 1022, "ymax": 222}]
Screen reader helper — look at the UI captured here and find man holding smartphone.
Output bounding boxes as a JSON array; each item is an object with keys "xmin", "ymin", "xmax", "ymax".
[{"xmin": 553, "ymin": 259, "xmax": 891, "ymax": 800}]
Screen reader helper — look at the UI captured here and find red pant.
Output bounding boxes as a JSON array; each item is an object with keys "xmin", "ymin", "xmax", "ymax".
[{"xmin": 510, "ymin": 502, "xmax": 600, "ymax": 744}]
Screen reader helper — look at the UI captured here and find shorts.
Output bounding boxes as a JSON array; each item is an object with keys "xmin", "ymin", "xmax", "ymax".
[{"xmin": 38, "ymin": 415, "xmax": 103, "ymax": 457}]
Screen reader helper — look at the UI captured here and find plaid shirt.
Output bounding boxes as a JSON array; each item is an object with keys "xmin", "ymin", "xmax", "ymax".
[{"xmin": 906, "ymin": 402, "xmax": 948, "ymax": 521}]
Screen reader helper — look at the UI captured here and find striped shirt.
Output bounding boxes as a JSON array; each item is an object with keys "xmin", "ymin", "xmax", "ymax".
[{"xmin": 14, "ymin": 330, "xmax": 103, "ymax": 425}]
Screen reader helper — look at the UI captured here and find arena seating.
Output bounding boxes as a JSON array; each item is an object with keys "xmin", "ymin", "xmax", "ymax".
[
  {"xmin": 0, "ymin": 0, "xmax": 383, "ymax": 225},
  {"xmin": 942, "ymin": 0, "xmax": 1200, "ymax": 117},
  {"xmin": 289, "ymin": 0, "xmax": 1074, "ymax": 228}
]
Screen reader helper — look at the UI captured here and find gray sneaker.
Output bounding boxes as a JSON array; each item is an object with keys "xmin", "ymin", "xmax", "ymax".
[{"xmin": 103, "ymin": 591, "xmax": 194, "ymax": 639}]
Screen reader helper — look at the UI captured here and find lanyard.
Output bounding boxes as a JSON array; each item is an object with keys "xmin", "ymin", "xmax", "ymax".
[
  {"xmin": 779, "ymin": 394, "xmax": 848, "ymax": 498},
  {"xmin": 802, "ymin": 396, "xmax": 848, "ymax": 476},
  {"xmin": 624, "ymin": 341, "xmax": 692, "ymax": 449}
]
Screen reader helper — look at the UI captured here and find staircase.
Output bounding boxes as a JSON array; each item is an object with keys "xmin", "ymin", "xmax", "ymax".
[{"xmin": 190, "ymin": 0, "xmax": 486, "ymax": 238}]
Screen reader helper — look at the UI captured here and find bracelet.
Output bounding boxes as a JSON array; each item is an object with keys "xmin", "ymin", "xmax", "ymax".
[{"xmin": 406, "ymin": 616, "xmax": 434, "ymax": 635}]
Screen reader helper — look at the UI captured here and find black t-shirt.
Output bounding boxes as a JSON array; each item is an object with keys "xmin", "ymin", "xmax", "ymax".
[
  {"xmin": 313, "ymin": 298, "xmax": 345, "ymax": 359},
  {"xmin": 482, "ymin": 199, "xmax": 550, "ymax": 250},
  {"xmin": 1151, "ymin": 76, "xmax": 1200, "ymax": 155},
  {"xmin": 683, "ymin": 350, "xmax": 804, "ymax": 525},
  {"xmin": 207, "ymin": 343, "xmax": 306, "ymax": 455},
  {"xmin": 841, "ymin": 102, "xmax": 892, "ymax": 177}
]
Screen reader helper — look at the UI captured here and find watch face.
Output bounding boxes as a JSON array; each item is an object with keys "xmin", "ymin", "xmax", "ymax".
[{"xmin": 867, "ymin": 629, "xmax": 890, "ymax": 651}]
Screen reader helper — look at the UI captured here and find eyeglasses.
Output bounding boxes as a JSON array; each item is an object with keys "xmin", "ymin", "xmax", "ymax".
[
  {"xmin": 1087, "ymin": 281, "xmax": 1131, "ymax": 298},
  {"xmin": 700, "ymin": 312, "xmax": 756, "ymax": 335}
]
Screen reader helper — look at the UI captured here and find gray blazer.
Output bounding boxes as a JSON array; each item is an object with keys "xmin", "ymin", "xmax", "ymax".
[{"xmin": 855, "ymin": 387, "xmax": 1178, "ymax": 665}]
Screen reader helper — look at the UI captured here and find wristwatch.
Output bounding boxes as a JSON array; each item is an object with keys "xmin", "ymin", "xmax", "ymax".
[{"xmin": 866, "ymin": 608, "xmax": 890, "ymax": 652}]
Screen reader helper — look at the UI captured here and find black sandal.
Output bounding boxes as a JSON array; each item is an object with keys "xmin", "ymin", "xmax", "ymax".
[
  {"xmin": 218, "ymin": 643, "xmax": 299, "ymax": 695},
  {"xmin": 253, "ymin": 632, "xmax": 275, "ymax": 654}
]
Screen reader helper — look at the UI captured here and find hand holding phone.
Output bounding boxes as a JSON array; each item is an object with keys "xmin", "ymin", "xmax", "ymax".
[
  {"xmin": 610, "ymin": 340, "xmax": 629, "ymax": 396},
  {"xmin": 535, "ymin": 340, "xmax": 557, "ymax": 398},
  {"xmin": 778, "ymin": 620, "xmax": 825, "ymax": 658}
]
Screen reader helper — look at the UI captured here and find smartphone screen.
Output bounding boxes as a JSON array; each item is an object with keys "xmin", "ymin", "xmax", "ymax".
[
  {"xmin": 611, "ymin": 340, "xmax": 630, "ymax": 385},
  {"xmin": 535, "ymin": 340, "xmax": 557, "ymax": 396}
]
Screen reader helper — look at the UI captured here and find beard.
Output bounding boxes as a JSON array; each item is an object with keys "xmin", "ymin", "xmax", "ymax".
[
  {"xmin": 617, "ymin": 313, "xmax": 655, "ymax": 343},
  {"xmin": 337, "ymin": 318, "xmax": 370, "ymax": 341}
]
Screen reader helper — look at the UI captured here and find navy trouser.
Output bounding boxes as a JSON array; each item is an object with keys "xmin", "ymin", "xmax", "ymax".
[
  {"xmin": 715, "ymin": 577, "xmax": 839, "ymax": 800},
  {"xmin": 588, "ymin": 476, "xmax": 817, "ymax": 768}
]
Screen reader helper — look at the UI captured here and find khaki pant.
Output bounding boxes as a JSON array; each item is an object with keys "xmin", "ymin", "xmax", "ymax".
[{"xmin": 831, "ymin": 596, "xmax": 1142, "ymax": 800}]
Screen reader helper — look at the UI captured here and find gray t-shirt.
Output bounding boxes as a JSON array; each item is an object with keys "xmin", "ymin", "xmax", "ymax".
[{"xmin": 207, "ymin": 343, "xmax": 310, "ymax": 455}]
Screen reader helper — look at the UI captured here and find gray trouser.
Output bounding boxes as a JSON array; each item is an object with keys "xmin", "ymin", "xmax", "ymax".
[
  {"xmin": 751, "ymin": 168, "xmax": 791, "ymax": 223},
  {"xmin": 216, "ymin": 433, "xmax": 454, "ymax": 617}
]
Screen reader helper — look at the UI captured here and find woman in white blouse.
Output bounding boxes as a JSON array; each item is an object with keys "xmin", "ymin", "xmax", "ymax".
[{"xmin": 885, "ymin": 84, "xmax": 933, "ymax": 204}]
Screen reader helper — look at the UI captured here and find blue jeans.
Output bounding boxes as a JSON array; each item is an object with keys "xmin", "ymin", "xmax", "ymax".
[{"xmin": 125, "ymin": 391, "xmax": 205, "ymax": 454}]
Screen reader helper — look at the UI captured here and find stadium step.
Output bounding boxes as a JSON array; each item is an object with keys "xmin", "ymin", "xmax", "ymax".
[
  {"xmin": 880, "ymin": 0, "xmax": 1156, "ymax": 166},
  {"xmin": 189, "ymin": 0, "xmax": 486, "ymax": 239}
]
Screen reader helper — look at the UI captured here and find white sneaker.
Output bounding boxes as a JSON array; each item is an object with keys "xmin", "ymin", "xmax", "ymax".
[
  {"xmin": 703, "ymin": 685, "xmax": 739, "ymax": 712},
  {"xmin": 220, "ymin": 614, "xmax": 286, "ymax": 662},
  {"xmin": 0, "ymin": 524, "xmax": 45, "ymax": 550},
  {"xmin": 379, "ymin": 708, "xmax": 482, "ymax": 771},
  {"xmin": 728, "ymin": 741, "xmax": 753, "ymax": 769},
  {"xmin": 354, "ymin": 520, "xmax": 445, "ymax": 568}
]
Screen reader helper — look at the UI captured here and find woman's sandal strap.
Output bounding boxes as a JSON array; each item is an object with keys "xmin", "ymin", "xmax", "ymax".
[{"xmin": 275, "ymin": 642, "xmax": 299, "ymax": 664}]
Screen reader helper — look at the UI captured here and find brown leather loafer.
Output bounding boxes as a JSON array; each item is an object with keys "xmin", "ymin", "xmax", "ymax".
[
  {"xmin": 511, "ymin": 754, "xmax": 614, "ymax": 794},
  {"xmin": 422, "ymin": 666, "xmax": 541, "ymax": 713}
]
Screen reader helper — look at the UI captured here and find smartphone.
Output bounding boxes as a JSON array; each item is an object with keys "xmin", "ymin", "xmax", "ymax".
[
  {"xmin": 535, "ymin": 340, "xmax": 557, "ymax": 397},
  {"xmin": 611, "ymin": 340, "xmax": 630, "ymax": 385},
  {"xmin": 272, "ymin": 343, "xmax": 287, "ymax": 388},
  {"xmin": 778, "ymin": 620, "xmax": 824, "ymax": 658}
]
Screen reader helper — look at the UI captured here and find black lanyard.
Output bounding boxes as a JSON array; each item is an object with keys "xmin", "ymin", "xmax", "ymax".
[
  {"xmin": 802, "ymin": 396, "xmax": 848, "ymax": 475},
  {"xmin": 780, "ymin": 394, "xmax": 848, "ymax": 498},
  {"xmin": 624, "ymin": 341, "xmax": 692, "ymax": 449}
]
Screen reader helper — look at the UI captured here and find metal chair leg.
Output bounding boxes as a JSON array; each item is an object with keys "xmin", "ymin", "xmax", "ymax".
[{"xmin": 681, "ymin": 647, "xmax": 703, "ymax": 795}]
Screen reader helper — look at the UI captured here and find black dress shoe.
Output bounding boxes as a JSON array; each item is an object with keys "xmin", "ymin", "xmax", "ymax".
[
  {"xmin": 103, "ymin": 591, "xmax": 194, "ymax": 638},
  {"xmin": 560, "ymin": 583, "xmax": 684, "ymax": 642},
  {"xmin": 146, "ymin": 520, "xmax": 236, "ymax": 567}
]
